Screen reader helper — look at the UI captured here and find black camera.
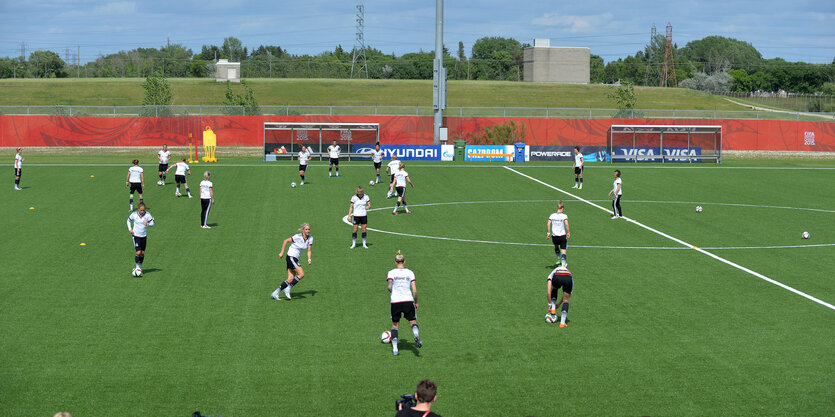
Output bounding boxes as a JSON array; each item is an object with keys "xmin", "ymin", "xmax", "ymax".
[{"xmin": 395, "ymin": 393, "xmax": 417, "ymax": 410}]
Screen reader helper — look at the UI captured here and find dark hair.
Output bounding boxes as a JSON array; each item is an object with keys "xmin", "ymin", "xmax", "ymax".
[
  {"xmin": 614, "ymin": 169, "xmax": 621, "ymax": 177},
  {"xmin": 132, "ymin": 159, "xmax": 139, "ymax": 165},
  {"xmin": 574, "ymin": 146, "xmax": 580, "ymax": 151},
  {"xmin": 415, "ymin": 379, "xmax": 437, "ymax": 403}
]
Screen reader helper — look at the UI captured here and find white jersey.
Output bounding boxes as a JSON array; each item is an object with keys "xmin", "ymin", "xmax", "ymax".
[
  {"xmin": 174, "ymin": 162, "xmax": 189, "ymax": 175},
  {"xmin": 127, "ymin": 211, "xmax": 155, "ymax": 237},
  {"xmin": 371, "ymin": 149, "xmax": 383, "ymax": 163},
  {"xmin": 549, "ymin": 212, "xmax": 568, "ymax": 236},
  {"xmin": 287, "ymin": 233, "xmax": 313, "ymax": 259},
  {"xmin": 158, "ymin": 150, "xmax": 171, "ymax": 164},
  {"xmin": 128, "ymin": 166, "xmax": 143, "ymax": 183},
  {"xmin": 613, "ymin": 178, "xmax": 622, "ymax": 196},
  {"xmin": 328, "ymin": 145, "xmax": 340, "ymax": 159},
  {"xmin": 15, "ymin": 154, "xmax": 23, "ymax": 169},
  {"xmin": 351, "ymin": 194, "xmax": 370, "ymax": 217},
  {"xmin": 298, "ymin": 150, "xmax": 310, "ymax": 165},
  {"xmin": 388, "ymin": 267, "xmax": 416, "ymax": 303},
  {"xmin": 200, "ymin": 180, "xmax": 213, "ymax": 199},
  {"xmin": 574, "ymin": 152, "xmax": 583, "ymax": 167},
  {"xmin": 394, "ymin": 170, "xmax": 409, "ymax": 187},
  {"xmin": 387, "ymin": 160, "xmax": 401, "ymax": 174}
]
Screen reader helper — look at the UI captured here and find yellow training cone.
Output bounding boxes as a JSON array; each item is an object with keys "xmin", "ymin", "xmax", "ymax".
[
  {"xmin": 90, "ymin": 175, "xmax": 95, "ymax": 178},
  {"xmin": 29, "ymin": 207, "xmax": 34, "ymax": 210},
  {"xmin": 80, "ymin": 243, "xmax": 87, "ymax": 246}
]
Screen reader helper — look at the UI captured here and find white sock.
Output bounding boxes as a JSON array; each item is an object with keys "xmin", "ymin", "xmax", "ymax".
[{"xmin": 561, "ymin": 311, "xmax": 567, "ymax": 324}]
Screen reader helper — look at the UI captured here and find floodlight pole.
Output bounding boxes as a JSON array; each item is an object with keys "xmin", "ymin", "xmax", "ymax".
[{"xmin": 433, "ymin": 0, "xmax": 446, "ymax": 144}]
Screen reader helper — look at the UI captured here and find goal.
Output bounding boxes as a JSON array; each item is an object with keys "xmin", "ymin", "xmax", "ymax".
[
  {"xmin": 608, "ymin": 125, "xmax": 722, "ymax": 163},
  {"xmin": 263, "ymin": 122, "xmax": 380, "ymax": 161}
]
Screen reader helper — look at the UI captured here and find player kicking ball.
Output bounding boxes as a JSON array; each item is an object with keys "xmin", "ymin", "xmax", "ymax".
[
  {"xmin": 546, "ymin": 265, "xmax": 573, "ymax": 328},
  {"xmin": 387, "ymin": 250, "xmax": 422, "ymax": 356}
]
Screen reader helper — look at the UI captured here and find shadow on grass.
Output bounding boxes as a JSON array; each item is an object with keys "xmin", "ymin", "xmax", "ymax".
[{"xmin": 288, "ymin": 289, "xmax": 318, "ymax": 299}]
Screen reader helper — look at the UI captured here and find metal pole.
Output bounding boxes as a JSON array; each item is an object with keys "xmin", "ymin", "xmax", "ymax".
[{"xmin": 433, "ymin": 0, "xmax": 444, "ymax": 144}]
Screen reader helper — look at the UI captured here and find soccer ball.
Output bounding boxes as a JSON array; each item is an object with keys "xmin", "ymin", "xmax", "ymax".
[
  {"xmin": 290, "ymin": 182, "xmax": 297, "ymax": 188},
  {"xmin": 157, "ymin": 180, "xmax": 163, "ymax": 186},
  {"xmin": 545, "ymin": 314, "xmax": 558, "ymax": 323},
  {"xmin": 369, "ymin": 180, "xmax": 375, "ymax": 186},
  {"xmin": 696, "ymin": 205, "xmax": 703, "ymax": 213},
  {"xmin": 802, "ymin": 231, "xmax": 810, "ymax": 239},
  {"xmin": 132, "ymin": 267, "xmax": 142, "ymax": 277},
  {"xmin": 380, "ymin": 331, "xmax": 392, "ymax": 344}
]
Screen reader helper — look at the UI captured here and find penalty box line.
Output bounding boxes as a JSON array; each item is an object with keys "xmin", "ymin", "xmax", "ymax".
[{"xmin": 503, "ymin": 166, "xmax": 835, "ymax": 312}]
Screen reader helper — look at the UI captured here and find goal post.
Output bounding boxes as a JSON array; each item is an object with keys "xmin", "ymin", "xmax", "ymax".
[
  {"xmin": 263, "ymin": 122, "xmax": 380, "ymax": 161},
  {"xmin": 608, "ymin": 125, "xmax": 722, "ymax": 163}
]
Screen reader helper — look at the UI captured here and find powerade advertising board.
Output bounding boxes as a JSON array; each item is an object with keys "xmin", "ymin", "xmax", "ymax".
[
  {"xmin": 352, "ymin": 144, "xmax": 441, "ymax": 161},
  {"xmin": 614, "ymin": 147, "xmax": 702, "ymax": 162},
  {"xmin": 529, "ymin": 146, "xmax": 610, "ymax": 162}
]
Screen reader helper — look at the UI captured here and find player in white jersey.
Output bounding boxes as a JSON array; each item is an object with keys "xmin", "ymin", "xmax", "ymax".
[
  {"xmin": 392, "ymin": 162, "xmax": 414, "ymax": 215},
  {"xmin": 546, "ymin": 265, "xmax": 573, "ymax": 328},
  {"xmin": 327, "ymin": 140, "xmax": 341, "ymax": 178},
  {"xmin": 13, "ymin": 147, "xmax": 23, "ymax": 190},
  {"xmin": 127, "ymin": 202, "xmax": 155, "ymax": 273},
  {"xmin": 572, "ymin": 146, "xmax": 584, "ymax": 189},
  {"xmin": 271, "ymin": 223, "xmax": 313, "ymax": 300},
  {"xmin": 348, "ymin": 186, "xmax": 371, "ymax": 249},
  {"xmin": 387, "ymin": 250, "xmax": 422, "ymax": 356},
  {"xmin": 199, "ymin": 171, "xmax": 214, "ymax": 228},
  {"xmin": 298, "ymin": 145, "xmax": 311, "ymax": 185},
  {"xmin": 165, "ymin": 158, "xmax": 192, "ymax": 198},
  {"xmin": 385, "ymin": 154, "xmax": 400, "ymax": 198},
  {"xmin": 126, "ymin": 159, "xmax": 145, "ymax": 211},
  {"xmin": 157, "ymin": 144, "xmax": 171, "ymax": 185},
  {"xmin": 608, "ymin": 169, "xmax": 623, "ymax": 219},
  {"xmin": 546, "ymin": 200, "xmax": 571, "ymax": 267},
  {"xmin": 371, "ymin": 143, "xmax": 384, "ymax": 184}
]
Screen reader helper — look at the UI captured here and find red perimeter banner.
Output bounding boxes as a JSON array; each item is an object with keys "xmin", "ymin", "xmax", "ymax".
[{"xmin": 1, "ymin": 115, "xmax": 833, "ymax": 151}]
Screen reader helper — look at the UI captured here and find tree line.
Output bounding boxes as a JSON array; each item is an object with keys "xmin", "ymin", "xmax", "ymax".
[{"xmin": 1, "ymin": 35, "xmax": 833, "ymax": 94}]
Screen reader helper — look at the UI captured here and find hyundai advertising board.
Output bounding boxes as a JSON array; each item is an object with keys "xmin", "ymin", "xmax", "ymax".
[{"xmin": 352, "ymin": 144, "xmax": 442, "ymax": 161}]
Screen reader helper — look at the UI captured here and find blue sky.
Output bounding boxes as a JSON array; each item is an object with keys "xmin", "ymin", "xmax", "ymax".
[{"xmin": 1, "ymin": 0, "xmax": 833, "ymax": 64}]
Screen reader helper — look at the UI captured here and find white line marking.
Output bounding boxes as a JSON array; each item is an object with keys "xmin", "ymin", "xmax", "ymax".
[
  {"xmin": 503, "ymin": 166, "xmax": 835, "ymax": 311},
  {"xmin": 14, "ymin": 163, "xmax": 835, "ymax": 170}
]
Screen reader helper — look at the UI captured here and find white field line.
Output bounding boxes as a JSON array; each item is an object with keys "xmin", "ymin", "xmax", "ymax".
[
  {"xmin": 503, "ymin": 166, "xmax": 835, "ymax": 311},
  {"xmin": 13, "ymin": 163, "xmax": 835, "ymax": 170}
]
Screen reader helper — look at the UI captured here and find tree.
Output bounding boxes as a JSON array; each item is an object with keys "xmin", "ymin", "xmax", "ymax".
[
  {"xmin": 222, "ymin": 37, "xmax": 246, "ymax": 62},
  {"xmin": 470, "ymin": 37, "xmax": 527, "ymax": 81},
  {"xmin": 590, "ymin": 54, "xmax": 604, "ymax": 84},
  {"xmin": 141, "ymin": 72, "xmax": 173, "ymax": 116},
  {"xmin": 678, "ymin": 36, "xmax": 761, "ymax": 73},
  {"xmin": 606, "ymin": 81, "xmax": 638, "ymax": 117},
  {"xmin": 28, "ymin": 50, "xmax": 67, "ymax": 78},
  {"xmin": 222, "ymin": 80, "xmax": 260, "ymax": 115},
  {"xmin": 197, "ymin": 45, "xmax": 224, "ymax": 61}
]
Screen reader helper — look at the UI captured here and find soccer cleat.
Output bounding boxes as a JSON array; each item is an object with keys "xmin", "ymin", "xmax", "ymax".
[
  {"xmin": 175, "ymin": 192, "xmax": 181, "ymax": 197},
  {"xmin": 270, "ymin": 291, "xmax": 281, "ymax": 301},
  {"xmin": 572, "ymin": 185, "xmax": 578, "ymax": 188},
  {"xmin": 559, "ymin": 323, "xmax": 568, "ymax": 328},
  {"xmin": 282, "ymin": 286, "xmax": 292, "ymax": 300},
  {"xmin": 15, "ymin": 186, "xmax": 22, "ymax": 190},
  {"xmin": 405, "ymin": 210, "xmax": 411, "ymax": 214},
  {"xmin": 578, "ymin": 185, "xmax": 583, "ymax": 190},
  {"xmin": 392, "ymin": 211, "xmax": 398, "ymax": 215},
  {"xmin": 188, "ymin": 194, "xmax": 192, "ymax": 198},
  {"xmin": 350, "ymin": 243, "xmax": 356, "ymax": 249},
  {"xmin": 415, "ymin": 337, "xmax": 422, "ymax": 348},
  {"xmin": 362, "ymin": 244, "xmax": 369, "ymax": 249},
  {"xmin": 611, "ymin": 215, "xmax": 618, "ymax": 219}
]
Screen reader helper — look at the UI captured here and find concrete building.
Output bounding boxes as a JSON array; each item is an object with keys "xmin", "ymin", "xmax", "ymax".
[
  {"xmin": 215, "ymin": 59, "xmax": 241, "ymax": 83},
  {"xmin": 523, "ymin": 39, "xmax": 590, "ymax": 84}
]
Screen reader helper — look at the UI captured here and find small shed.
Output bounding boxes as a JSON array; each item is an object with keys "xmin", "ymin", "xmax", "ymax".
[{"xmin": 215, "ymin": 59, "xmax": 241, "ymax": 83}]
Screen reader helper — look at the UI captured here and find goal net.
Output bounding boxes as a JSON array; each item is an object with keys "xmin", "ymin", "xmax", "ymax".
[
  {"xmin": 608, "ymin": 125, "xmax": 722, "ymax": 163},
  {"xmin": 263, "ymin": 122, "xmax": 380, "ymax": 161}
]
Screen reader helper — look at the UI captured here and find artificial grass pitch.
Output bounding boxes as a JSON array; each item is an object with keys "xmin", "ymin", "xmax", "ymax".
[{"xmin": 1, "ymin": 158, "xmax": 834, "ymax": 416}]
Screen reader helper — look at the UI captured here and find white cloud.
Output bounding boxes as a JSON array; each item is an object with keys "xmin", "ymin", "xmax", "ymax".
[
  {"xmin": 532, "ymin": 12, "xmax": 613, "ymax": 32},
  {"xmin": 58, "ymin": 1, "xmax": 137, "ymax": 19}
]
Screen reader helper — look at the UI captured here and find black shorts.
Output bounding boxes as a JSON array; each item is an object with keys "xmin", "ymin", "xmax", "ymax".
[
  {"xmin": 550, "ymin": 274, "xmax": 574, "ymax": 295},
  {"xmin": 374, "ymin": 161, "xmax": 382, "ymax": 170},
  {"xmin": 286, "ymin": 256, "xmax": 301, "ymax": 270},
  {"xmin": 391, "ymin": 301, "xmax": 417, "ymax": 323},
  {"xmin": 396, "ymin": 186, "xmax": 406, "ymax": 198},
  {"xmin": 574, "ymin": 166, "xmax": 583, "ymax": 175},
  {"xmin": 299, "ymin": 164, "xmax": 307, "ymax": 172},
  {"xmin": 329, "ymin": 158, "xmax": 339, "ymax": 166},
  {"xmin": 551, "ymin": 235, "xmax": 567, "ymax": 250},
  {"xmin": 14, "ymin": 168, "xmax": 21, "ymax": 177},
  {"xmin": 129, "ymin": 182, "xmax": 143, "ymax": 194},
  {"xmin": 175, "ymin": 175, "xmax": 186, "ymax": 184},
  {"xmin": 353, "ymin": 215, "xmax": 367, "ymax": 225},
  {"xmin": 132, "ymin": 235, "xmax": 147, "ymax": 251},
  {"xmin": 159, "ymin": 163, "xmax": 168, "ymax": 173},
  {"xmin": 390, "ymin": 174, "xmax": 396, "ymax": 183}
]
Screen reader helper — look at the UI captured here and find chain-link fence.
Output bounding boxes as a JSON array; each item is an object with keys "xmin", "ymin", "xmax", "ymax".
[
  {"xmin": 0, "ymin": 105, "xmax": 832, "ymax": 121},
  {"xmin": 720, "ymin": 92, "xmax": 835, "ymax": 113}
]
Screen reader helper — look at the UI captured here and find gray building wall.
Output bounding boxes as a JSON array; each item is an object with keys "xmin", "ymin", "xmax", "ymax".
[
  {"xmin": 523, "ymin": 47, "xmax": 590, "ymax": 84},
  {"xmin": 215, "ymin": 59, "xmax": 241, "ymax": 83}
]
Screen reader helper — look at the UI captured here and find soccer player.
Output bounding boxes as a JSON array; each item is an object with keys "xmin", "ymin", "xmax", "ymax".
[
  {"xmin": 165, "ymin": 158, "xmax": 192, "ymax": 198},
  {"xmin": 392, "ymin": 162, "xmax": 414, "ymax": 215},
  {"xmin": 608, "ymin": 169, "xmax": 623, "ymax": 219},
  {"xmin": 387, "ymin": 250, "xmax": 422, "ymax": 356},
  {"xmin": 298, "ymin": 144, "xmax": 310, "ymax": 185},
  {"xmin": 385, "ymin": 154, "xmax": 400, "ymax": 198},
  {"xmin": 157, "ymin": 144, "xmax": 171, "ymax": 185},
  {"xmin": 199, "ymin": 171, "xmax": 214, "ymax": 228},
  {"xmin": 547, "ymin": 265, "xmax": 573, "ymax": 328},
  {"xmin": 271, "ymin": 223, "xmax": 313, "ymax": 301},
  {"xmin": 127, "ymin": 201, "xmax": 154, "ymax": 273},
  {"xmin": 546, "ymin": 200, "xmax": 570, "ymax": 267},
  {"xmin": 126, "ymin": 159, "xmax": 144, "ymax": 212},
  {"xmin": 572, "ymin": 146, "xmax": 584, "ymax": 189},
  {"xmin": 327, "ymin": 140, "xmax": 340, "ymax": 178},
  {"xmin": 348, "ymin": 186, "xmax": 371, "ymax": 249},
  {"xmin": 13, "ymin": 147, "xmax": 23, "ymax": 190},
  {"xmin": 371, "ymin": 143, "xmax": 384, "ymax": 184}
]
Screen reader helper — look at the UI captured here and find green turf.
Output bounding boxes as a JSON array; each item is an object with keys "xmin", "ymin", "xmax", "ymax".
[
  {"xmin": 0, "ymin": 78, "xmax": 748, "ymax": 111},
  {"xmin": 1, "ymin": 157, "xmax": 834, "ymax": 416}
]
